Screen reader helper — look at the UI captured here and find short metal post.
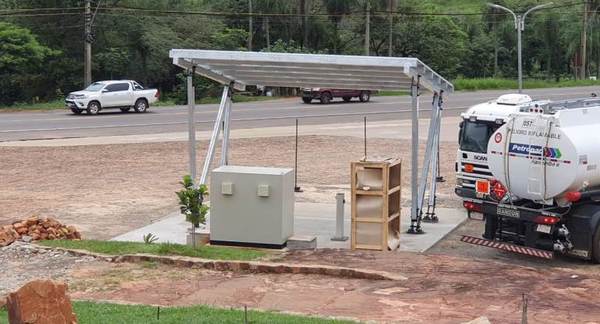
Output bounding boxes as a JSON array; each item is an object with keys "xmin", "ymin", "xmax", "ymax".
[
  {"xmin": 331, "ymin": 193, "xmax": 348, "ymax": 241},
  {"xmin": 294, "ymin": 119, "xmax": 303, "ymax": 192}
]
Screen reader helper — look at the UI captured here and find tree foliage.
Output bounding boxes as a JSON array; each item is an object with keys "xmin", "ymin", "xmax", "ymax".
[
  {"xmin": 0, "ymin": 0, "xmax": 596, "ymax": 105},
  {"xmin": 0, "ymin": 22, "xmax": 58, "ymax": 104}
]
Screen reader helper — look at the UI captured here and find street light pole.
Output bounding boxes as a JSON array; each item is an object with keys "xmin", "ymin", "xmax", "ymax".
[{"xmin": 488, "ymin": 3, "xmax": 553, "ymax": 94}]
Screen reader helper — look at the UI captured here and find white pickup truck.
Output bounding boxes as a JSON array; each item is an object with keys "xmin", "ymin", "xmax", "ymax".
[{"xmin": 65, "ymin": 80, "xmax": 159, "ymax": 115}]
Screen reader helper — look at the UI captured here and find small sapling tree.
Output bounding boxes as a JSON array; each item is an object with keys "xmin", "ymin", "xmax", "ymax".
[{"xmin": 176, "ymin": 175, "xmax": 209, "ymax": 247}]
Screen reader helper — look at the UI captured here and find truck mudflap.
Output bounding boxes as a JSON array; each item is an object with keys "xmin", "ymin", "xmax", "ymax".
[{"xmin": 461, "ymin": 235, "xmax": 553, "ymax": 259}]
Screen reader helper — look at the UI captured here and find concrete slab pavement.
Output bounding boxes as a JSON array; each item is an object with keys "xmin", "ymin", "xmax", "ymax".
[{"xmin": 112, "ymin": 202, "xmax": 467, "ymax": 253}]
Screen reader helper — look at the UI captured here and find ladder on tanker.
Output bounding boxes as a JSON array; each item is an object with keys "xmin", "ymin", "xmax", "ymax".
[{"xmin": 526, "ymin": 116, "xmax": 552, "ymax": 201}]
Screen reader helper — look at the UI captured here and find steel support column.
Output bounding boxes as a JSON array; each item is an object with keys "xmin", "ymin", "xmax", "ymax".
[
  {"xmin": 408, "ymin": 76, "xmax": 422, "ymax": 234},
  {"xmin": 220, "ymin": 88, "xmax": 233, "ymax": 166},
  {"xmin": 187, "ymin": 69, "xmax": 197, "ymax": 186},
  {"xmin": 416, "ymin": 92, "xmax": 441, "ymax": 214},
  {"xmin": 200, "ymin": 85, "xmax": 231, "ymax": 185},
  {"xmin": 423, "ymin": 91, "xmax": 444, "ymax": 223}
]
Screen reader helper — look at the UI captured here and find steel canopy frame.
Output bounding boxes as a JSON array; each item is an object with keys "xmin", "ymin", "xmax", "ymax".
[{"xmin": 169, "ymin": 49, "xmax": 454, "ymax": 234}]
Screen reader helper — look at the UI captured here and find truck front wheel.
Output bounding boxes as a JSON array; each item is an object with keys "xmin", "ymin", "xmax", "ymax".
[
  {"xmin": 71, "ymin": 108, "xmax": 82, "ymax": 115},
  {"xmin": 134, "ymin": 99, "xmax": 148, "ymax": 113},
  {"xmin": 86, "ymin": 101, "xmax": 100, "ymax": 115},
  {"xmin": 302, "ymin": 97, "xmax": 312, "ymax": 104}
]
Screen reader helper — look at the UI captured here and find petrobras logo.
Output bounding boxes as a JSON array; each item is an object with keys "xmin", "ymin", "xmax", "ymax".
[
  {"xmin": 508, "ymin": 143, "xmax": 562, "ymax": 158},
  {"xmin": 509, "ymin": 143, "xmax": 541, "ymax": 155}
]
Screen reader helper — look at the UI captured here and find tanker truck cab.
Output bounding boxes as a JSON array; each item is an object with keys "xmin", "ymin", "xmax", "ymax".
[
  {"xmin": 456, "ymin": 94, "xmax": 538, "ymax": 213},
  {"xmin": 465, "ymin": 96, "xmax": 600, "ymax": 263}
]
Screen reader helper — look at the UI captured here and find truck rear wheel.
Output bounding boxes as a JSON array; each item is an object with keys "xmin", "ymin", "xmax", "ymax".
[
  {"xmin": 592, "ymin": 223, "xmax": 600, "ymax": 263},
  {"xmin": 342, "ymin": 96, "xmax": 351, "ymax": 102},
  {"xmin": 320, "ymin": 92, "xmax": 332, "ymax": 104},
  {"xmin": 134, "ymin": 99, "xmax": 148, "ymax": 113},
  {"xmin": 359, "ymin": 91, "xmax": 370, "ymax": 102}
]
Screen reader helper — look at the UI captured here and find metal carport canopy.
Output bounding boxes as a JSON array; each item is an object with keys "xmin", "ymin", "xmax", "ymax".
[
  {"xmin": 169, "ymin": 49, "xmax": 454, "ymax": 234},
  {"xmin": 169, "ymin": 49, "xmax": 454, "ymax": 93}
]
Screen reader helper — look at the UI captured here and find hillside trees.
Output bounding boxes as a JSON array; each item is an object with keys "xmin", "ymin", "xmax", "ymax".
[{"xmin": 0, "ymin": 22, "xmax": 58, "ymax": 104}]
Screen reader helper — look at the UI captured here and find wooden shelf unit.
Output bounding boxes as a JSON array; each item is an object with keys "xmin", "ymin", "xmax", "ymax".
[{"xmin": 351, "ymin": 158, "xmax": 402, "ymax": 251}]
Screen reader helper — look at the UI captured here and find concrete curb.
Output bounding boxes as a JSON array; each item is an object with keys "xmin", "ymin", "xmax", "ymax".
[{"xmin": 35, "ymin": 245, "xmax": 407, "ymax": 281}]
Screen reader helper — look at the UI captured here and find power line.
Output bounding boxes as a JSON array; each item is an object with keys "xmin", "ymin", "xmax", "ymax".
[
  {"xmin": 0, "ymin": 12, "xmax": 81, "ymax": 17},
  {"xmin": 0, "ymin": 7, "xmax": 83, "ymax": 13}
]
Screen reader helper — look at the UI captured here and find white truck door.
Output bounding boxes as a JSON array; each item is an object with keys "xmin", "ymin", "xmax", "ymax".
[
  {"xmin": 100, "ymin": 84, "xmax": 114, "ymax": 107},
  {"xmin": 113, "ymin": 82, "xmax": 132, "ymax": 106},
  {"xmin": 102, "ymin": 82, "xmax": 131, "ymax": 107}
]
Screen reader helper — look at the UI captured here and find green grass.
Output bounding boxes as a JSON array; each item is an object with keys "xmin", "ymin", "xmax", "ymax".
[
  {"xmin": 375, "ymin": 90, "xmax": 409, "ymax": 96},
  {"xmin": 38, "ymin": 240, "xmax": 267, "ymax": 261},
  {"xmin": 0, "ymin": 301, "xmax": 355, "ymax": 324},
  {"xmin": 0, "ymin": 99, "xmax": 66, "ymax": 111},
  {"xmin": 453, "ymin": 78, "xmax": 600, "ymax": 91},
  {"xmin": 0, "ymin": 95, "xmax": 281, "ymax": 112}
]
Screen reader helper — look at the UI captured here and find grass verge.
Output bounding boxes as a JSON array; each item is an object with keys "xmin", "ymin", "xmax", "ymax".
[
  {"xmin": 38, "ymin": 240, "xmax": 267, "ymax": 261},
  {"xmin": 454, "ymin": 78, "xmax": 600, "ymax": 91},
  {"xmin": 0, "ymin": 301, "xmax": 354, "ymax": 324}
]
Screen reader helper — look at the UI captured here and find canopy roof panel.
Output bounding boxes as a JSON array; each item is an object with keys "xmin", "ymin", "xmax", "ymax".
[{"xmin": 169, "ymin": 49, "xmax": 454, "ymax": 93}]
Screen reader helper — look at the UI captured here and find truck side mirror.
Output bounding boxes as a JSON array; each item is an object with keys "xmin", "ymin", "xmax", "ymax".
[{"xmin": 458, "ymin": 121, "xmax": 464, "ymax": 144}]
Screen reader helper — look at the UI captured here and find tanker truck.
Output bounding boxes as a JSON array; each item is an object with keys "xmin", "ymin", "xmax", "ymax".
[
  {"xmin": 463, "ymin": 96, "xmax": 600, "ymax": 262},
  {"xmin": 455, "ymin": 94, "xmax": 546, "ymax": 212}
]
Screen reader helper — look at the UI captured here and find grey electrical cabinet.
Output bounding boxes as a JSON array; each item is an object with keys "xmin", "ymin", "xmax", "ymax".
[{"xmin": 209, "ymin": 166, "xmax": 295, "ymax": 248}]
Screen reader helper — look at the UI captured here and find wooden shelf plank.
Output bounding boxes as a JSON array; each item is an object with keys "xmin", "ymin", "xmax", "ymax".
[
  {"xmin": 388, "ymin": 186, "xmax": 401, "ymax": 195},
  {"xmin": 354, "ymin": 217, "xmax": 384, "ymax": 223},
  {"xmin": 388, "ymin": 212, "xmax": 400, "ymax": 221},
  {"xmin": 355, "ymin": 190, "xmax": 384, "ymax": 196},
  {"xmin": 354, "ymin": 244, "xmax": 384, "ymax": 250}
]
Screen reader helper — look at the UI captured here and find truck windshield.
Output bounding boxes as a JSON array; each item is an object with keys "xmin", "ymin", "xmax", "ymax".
[
  {"xmin": 84, "ymin": 82, "xmax": 105, "ymax": 91},
  {"xmin": 460, "ymin": 121, "xmax": 500, "ymax": 153}
]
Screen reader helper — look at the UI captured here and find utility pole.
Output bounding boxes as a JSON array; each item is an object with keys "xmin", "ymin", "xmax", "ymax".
[
  {"xmin": 388, "ymin": 0, "xmax": 394, "ymax": 57},
  {"xmin": 248, "ymin": 0, "xmax": 253, "ymax": 51},
  {"xmin": 365, "ymin": 0, "xmax": 370, "ymax": 56},
  {"xmin": 84, "ymin": 0, "xmax": 92, "ymax": 87},
  {"xmin": 301, "ymin": 0, "xmax": 309, "ymax": 49},
  {"xmin": 582, "ymin": 0, "xmax": 589, "ymax": 80},
  {"xmin": 264, "ymin": 16, "xmax": 270, "ymax": 51}
]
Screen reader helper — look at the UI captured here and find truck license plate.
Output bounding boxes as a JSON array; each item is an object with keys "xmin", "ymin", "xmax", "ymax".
[
  {"xmin": 536, "ymin": 224, "xmax": 552, "ymax": 234},
  {"xmin": 497, "ymin": 206, "xmax": 520, "ymax": 218}
]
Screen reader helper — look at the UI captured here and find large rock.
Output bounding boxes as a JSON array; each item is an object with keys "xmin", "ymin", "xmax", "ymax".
[
  {"xmin": 0, "ymin": 228, "xmax": 18, "ymax": 247},
  {"xmin": 7, "ymin": 280, "xmax": 77, "ymax": 324}
]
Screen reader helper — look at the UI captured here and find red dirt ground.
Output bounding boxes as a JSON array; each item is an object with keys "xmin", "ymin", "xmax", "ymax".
[{"xmin": 64, "ymin": 249, "xmax": 600, "ymax": 323}]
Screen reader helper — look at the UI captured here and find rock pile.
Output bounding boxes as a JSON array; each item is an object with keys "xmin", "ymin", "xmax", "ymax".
[{"xmin": 0, "ymin": 217, "xmax": 81, "ymax": 247}]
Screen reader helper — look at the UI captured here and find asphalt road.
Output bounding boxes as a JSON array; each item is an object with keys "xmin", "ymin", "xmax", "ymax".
[{"xmin": 1, "ymin": 86, "xmax": 598, "ymax": 142}]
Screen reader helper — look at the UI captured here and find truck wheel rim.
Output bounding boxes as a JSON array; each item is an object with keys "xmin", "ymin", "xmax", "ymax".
[
  {"xmin": 137, "ymin": 102, "xmax": 146, "ymax": 111},
  {"xmin": 89, "ymin": 104, "xmax": 98, "ymax": 113}
]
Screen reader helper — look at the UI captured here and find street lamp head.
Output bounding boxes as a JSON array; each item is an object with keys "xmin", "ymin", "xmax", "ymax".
[{"xmin": 525, "ymin": 2, "xmax": 554, "ymax": 16}]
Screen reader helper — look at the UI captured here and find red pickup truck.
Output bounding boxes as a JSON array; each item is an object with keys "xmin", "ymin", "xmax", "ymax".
[{"xmin": 302, "ymin": 88, "xmax": 371, "ymax": 104}]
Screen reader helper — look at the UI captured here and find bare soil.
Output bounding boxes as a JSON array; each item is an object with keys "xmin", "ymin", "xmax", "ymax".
[
  {"xmin": 57, "ymin": 249, "xmax": 600, "ymax": 323},
  {"xmin": 0, "ymin": 136, "xmax": 459, "ymax": 239}
]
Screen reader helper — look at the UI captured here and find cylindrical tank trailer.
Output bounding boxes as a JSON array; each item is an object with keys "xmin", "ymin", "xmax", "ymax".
[{"xmin": 487, "ymin": 105, "xmax": 600, "ymax": 205}]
